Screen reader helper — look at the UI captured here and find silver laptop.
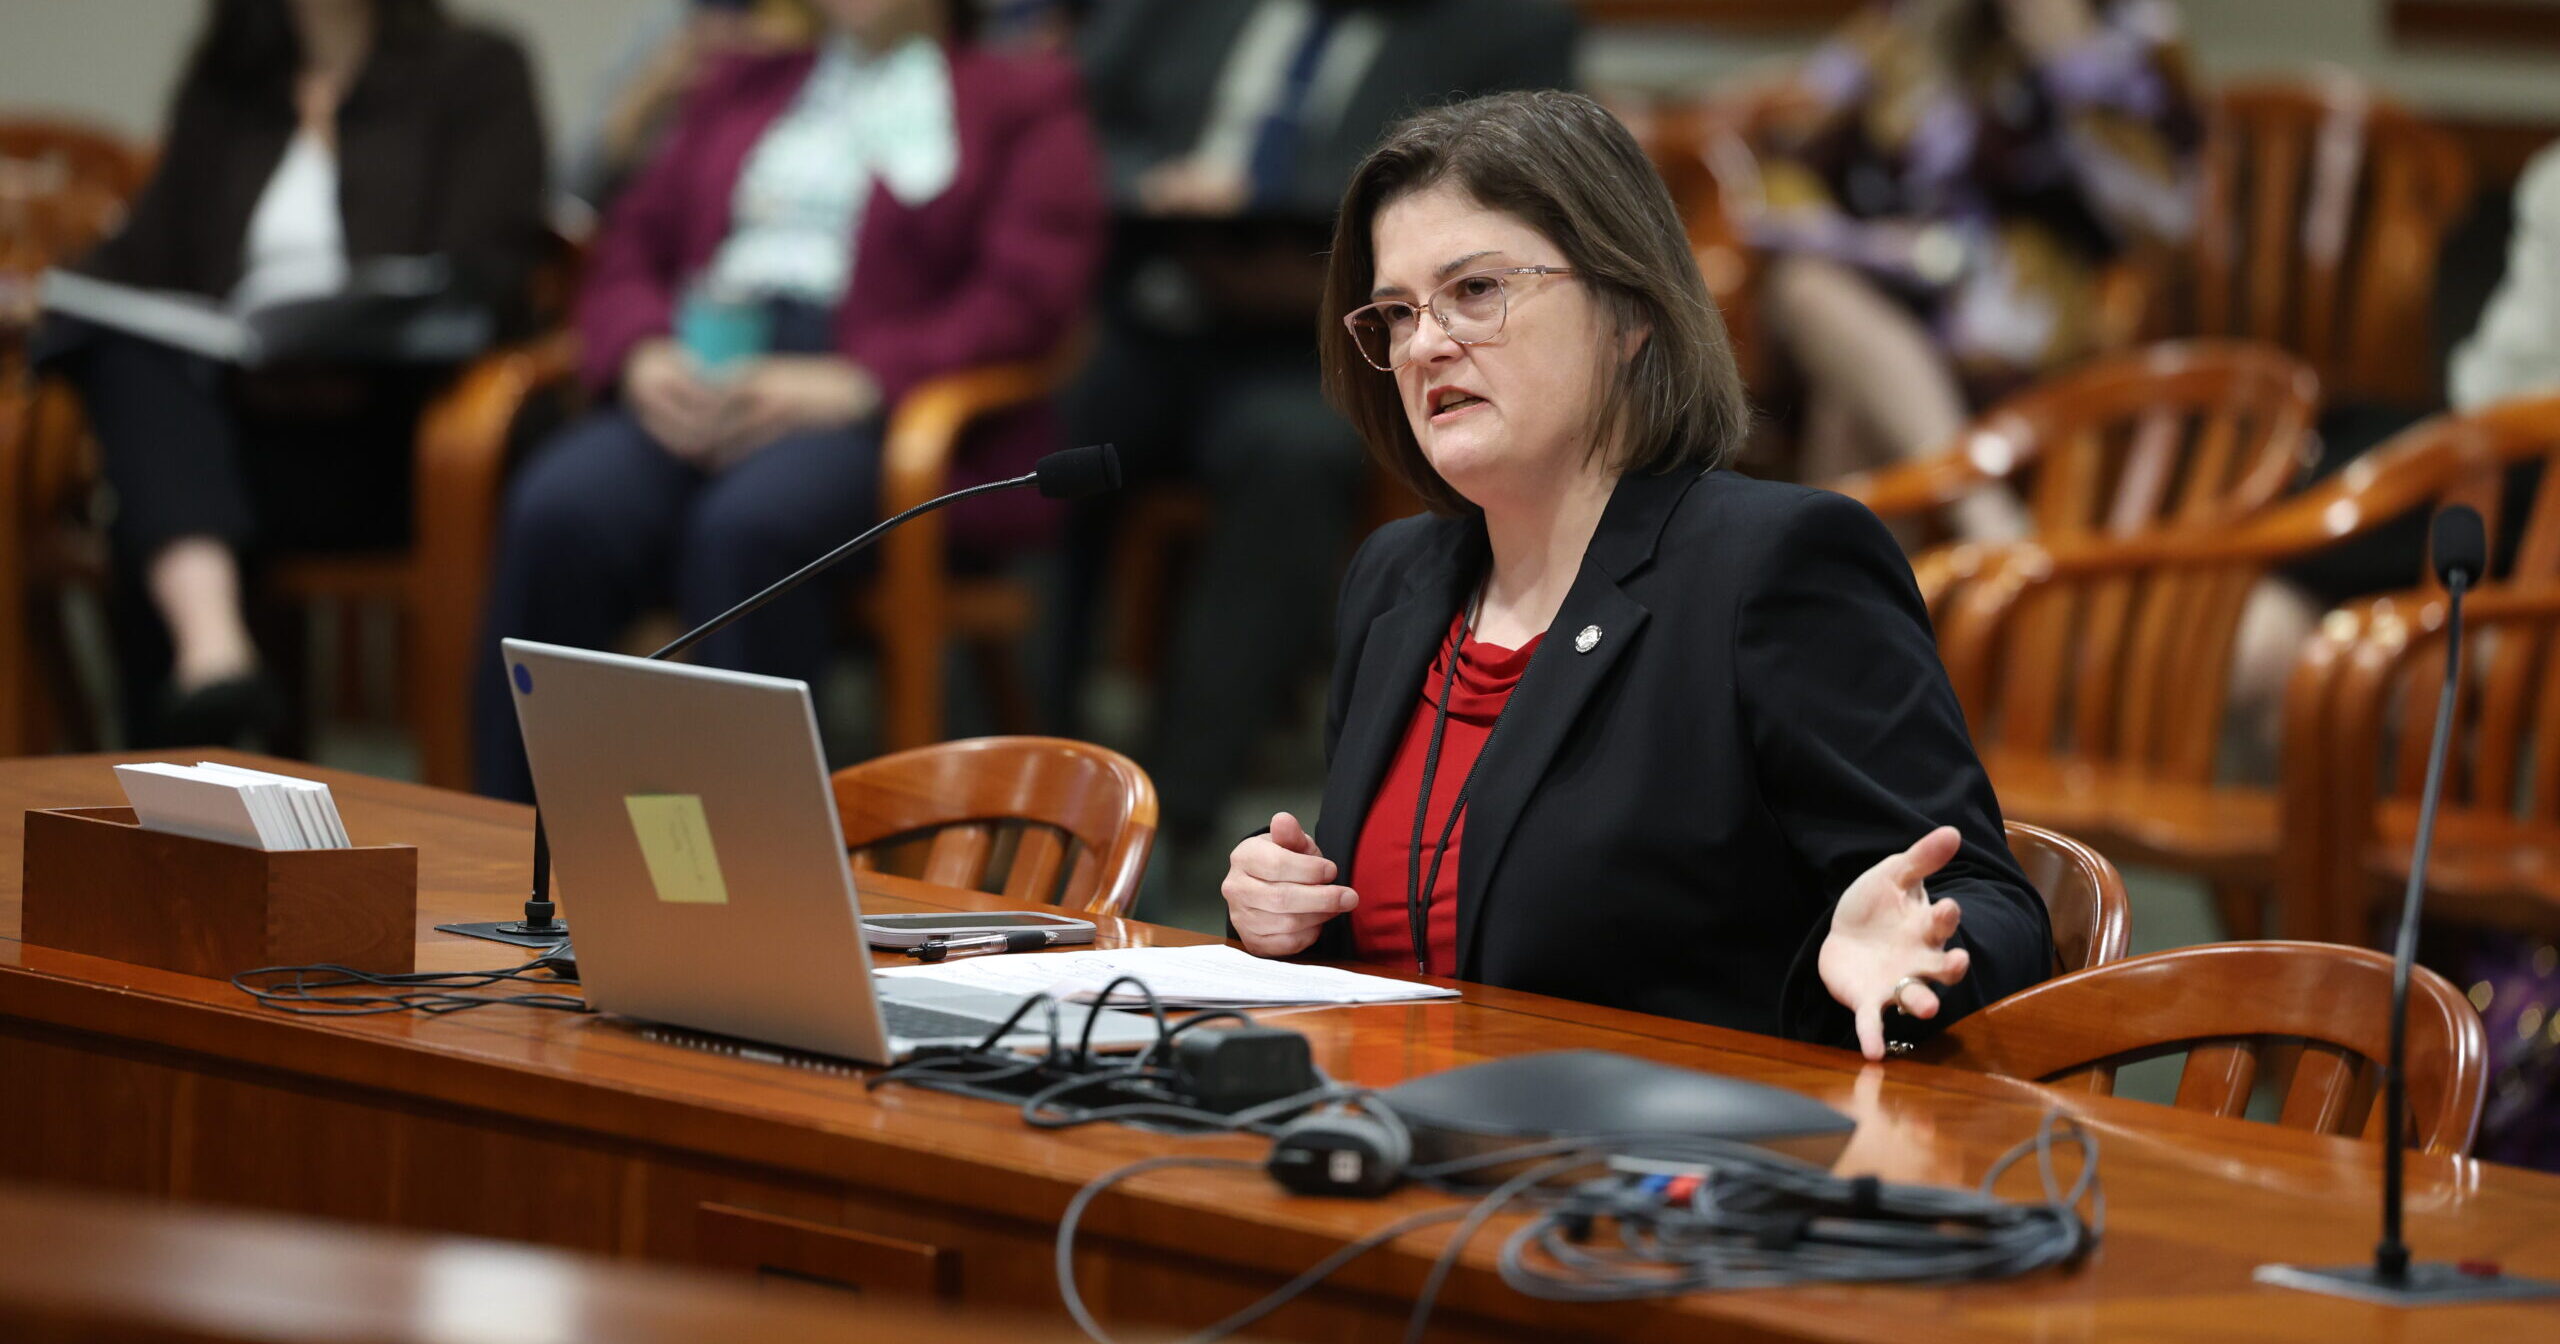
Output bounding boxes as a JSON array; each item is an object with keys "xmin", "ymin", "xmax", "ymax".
[{"xmin": 503, "ymin": 639, "xmax": 1162, "ymax": 1064}]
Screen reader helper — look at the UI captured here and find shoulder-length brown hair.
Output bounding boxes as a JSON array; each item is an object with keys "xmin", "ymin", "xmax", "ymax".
[{"xmin": 1319, "ymin": 90, "xmax": 1750, "ymax": 515}]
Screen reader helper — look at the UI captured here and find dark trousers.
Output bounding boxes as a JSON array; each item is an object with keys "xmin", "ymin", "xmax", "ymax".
[
  {"xmin": 1051, "ymin": 315, "xmax": 1368, "ymax": 837},
  {"xmin": 62, "ymin": 330, "xmax": 425, "ymax": 743},
  {"xmin": 470, "ymin": 408, "xmax": 883, "ymax": 801}
]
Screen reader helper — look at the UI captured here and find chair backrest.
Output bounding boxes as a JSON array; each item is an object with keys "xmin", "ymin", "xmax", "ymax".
[
  {"xmin": 1919, "ymin": 344, "xmax": 2320, "ymax": 780},
  {"xmin": 1961, "ymin": 340, "xmax": 2319, "ymax": 541},
  {"xmin": 829, "ymin": 736, "xmax": 1156, "ymax": 918},
  {"xmin": 2363, "ymin": 395, "xmax": 2560, "ymax": 814},
  {"xmin": 0, "ymin": 118, "xmax": 149, "ymax": 306},
  {"xmin": 2004, "ymin": 820, "xmax": 2130, "ymax": 974},
  {"xmin": 2294, "ymin": 398, "xmax": 2560, "ymax": 938},
  {"xmin": 2193, "ymin": 77, "xmax": 2473, "ymax": 406},
  {"xmin": 1921, "ymin": 940, "xmax": 2488, "ymax": 1155}
]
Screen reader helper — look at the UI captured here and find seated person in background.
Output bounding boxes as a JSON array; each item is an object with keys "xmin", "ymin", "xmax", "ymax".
[
  {"xmin": 1222, "ymin": 91, "xmax": 2053, "ymax": 1059},
  {"xmin": 560, "ymin": 0, "xmax": 818, "ymax": 215},
  {"xmin": 1752, "ymin": 0, "xmax": 2199, "ymax": 541},
  {"xmin": 1055, "ymin": 0, "xmax": 1578, "ymax": 907},
  {"xmin": 471, "ymin": 0, "xmax": 1104, "ymax": 803},
  {"xmin": 41, "ymin": 0, "xmax": 547, "ymax": 747}
]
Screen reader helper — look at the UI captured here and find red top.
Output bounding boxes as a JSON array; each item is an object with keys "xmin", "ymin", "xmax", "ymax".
[{"xmin": 1349, "ymin": 611, "xmax": 1542, "ymax": 976}]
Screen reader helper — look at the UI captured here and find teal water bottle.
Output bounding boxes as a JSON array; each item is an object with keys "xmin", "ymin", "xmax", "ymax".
[{"xmin": 675, "ymin": 280, "xmax": 769, "ymax": 374}]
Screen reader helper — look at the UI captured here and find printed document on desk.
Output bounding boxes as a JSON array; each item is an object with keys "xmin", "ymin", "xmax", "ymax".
[{"xmin": 874, "ymin": 944, "xmax": 1458, "ymax": 1008}]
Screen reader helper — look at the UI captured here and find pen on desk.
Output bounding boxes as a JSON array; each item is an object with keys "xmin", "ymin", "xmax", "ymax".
[{"xmin": 903, "ymin": 929, "xmax": 1059, "ymax": 962}]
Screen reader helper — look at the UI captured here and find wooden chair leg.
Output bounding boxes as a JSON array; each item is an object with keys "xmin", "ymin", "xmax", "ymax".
[{"xmin": 2211, "ymin": 878, "xmax": 2268, "ymax": 941}]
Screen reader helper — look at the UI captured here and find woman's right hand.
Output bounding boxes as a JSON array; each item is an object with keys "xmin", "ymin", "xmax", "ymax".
[
  {"xmin": 1223, "ymin": 811, "xmax": 1359, "ymax": 958},
  {"xmin": 624, "ymin": 339, "xmax": 721, "ymax": 461}
]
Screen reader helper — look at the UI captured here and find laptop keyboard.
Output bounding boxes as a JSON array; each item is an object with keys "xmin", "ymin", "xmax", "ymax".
[{"xmin": 880, "ymin": 999, "xmax": 1012, "ymax": 1043}]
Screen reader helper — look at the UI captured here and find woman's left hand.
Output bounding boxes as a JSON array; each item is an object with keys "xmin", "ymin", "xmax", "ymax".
[
  {"xmin": 1818, "ymin": 825, "xmax": 1972, "ymax": 1062},
  {"xmin": 703, "ymin": 357, "xmax": 879, "ymax": 469}
]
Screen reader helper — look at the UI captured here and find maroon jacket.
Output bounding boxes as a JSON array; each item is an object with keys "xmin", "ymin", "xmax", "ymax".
[{"xmin": 576, "ymin": 41, "xmax": 1104, "ymax": 553}]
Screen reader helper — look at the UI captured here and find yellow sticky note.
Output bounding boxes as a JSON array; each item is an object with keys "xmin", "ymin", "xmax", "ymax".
[{"xmin": 624, "ymin": 794, "xmax": 729, "ymax": 905}]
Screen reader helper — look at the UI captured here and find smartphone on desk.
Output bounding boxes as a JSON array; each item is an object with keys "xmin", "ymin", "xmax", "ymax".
[{"xmin": 858, "ymin": 910, "xmax": 1096, "ymax": 949}]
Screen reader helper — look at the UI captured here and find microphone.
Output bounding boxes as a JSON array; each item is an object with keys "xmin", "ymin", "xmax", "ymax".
[
  {"xmin": 2259, "ymin": 505, "xmax": 2556, "ymax": 1307},
  {"xmin": 466, "ymin": 444, "xmax": 1121, "ymax": 944}
]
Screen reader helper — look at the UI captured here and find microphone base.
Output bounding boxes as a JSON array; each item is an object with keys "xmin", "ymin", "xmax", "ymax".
[
  {"xmin": 436, "ymin": 919, "xmax": 572, "ymax": 949},
  {"xmin": 2255, "ymin": 1260, "xmax": 2560, "ymax": 1306}
]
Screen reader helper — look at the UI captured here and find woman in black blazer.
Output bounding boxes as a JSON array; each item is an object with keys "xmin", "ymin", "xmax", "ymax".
[
  {"xmin": 44, "ymin": 0, "xmax": 546, "ymax": 747},
  {"xmin": 1220, "ymin": 90, "xmax": 2053, "ymax": 1060}
]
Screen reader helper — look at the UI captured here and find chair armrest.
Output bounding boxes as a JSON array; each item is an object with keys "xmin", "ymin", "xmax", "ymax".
[
  {"xmin": 877, "ymin": 355, "xmax": 1063, "ymax": 517},
  {"xmin": 406, "ymin": 330, "xmax": 580, "ymax": 789},
  {"xmin": 1828, "ymin": 419, "xmax": 2029, "ymax": 522},
  {"xmin": 411, "ymin": 331, "xmax": 580, "ymax": 572}
]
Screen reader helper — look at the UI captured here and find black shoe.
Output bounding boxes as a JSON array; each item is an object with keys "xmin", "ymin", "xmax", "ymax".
[{"xmin": 153, "ymin": 673, "xmax": 283, "ymax": 750}]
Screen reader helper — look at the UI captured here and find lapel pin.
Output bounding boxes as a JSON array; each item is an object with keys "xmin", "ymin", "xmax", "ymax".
[{"xmin": 1574, "ymin": 624, "xmax": 1601, "ymax": 654}]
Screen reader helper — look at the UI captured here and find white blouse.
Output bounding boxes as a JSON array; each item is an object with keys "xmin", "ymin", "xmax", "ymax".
[
  {"xmin": 701, "ymin": 33, "xmax": 959, "ymax": 307},
  {"xmin": 232, "ymin": 129, "xmax": 349, "ymax": 311}
]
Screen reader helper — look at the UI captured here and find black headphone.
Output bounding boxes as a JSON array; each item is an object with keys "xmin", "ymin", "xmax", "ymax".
[{"xmin": 1265, "ymin": 1096, "xmax": 1413, "ymax": 1198}]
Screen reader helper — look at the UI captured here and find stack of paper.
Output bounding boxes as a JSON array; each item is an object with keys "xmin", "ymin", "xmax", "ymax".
[
  {"xmin": 113, "ymin": 762, "xmax": 350, "ymax": 851},
  {"xmin": 875, "ymin": 943, "xmax": 1460, "ymax": 1009}
]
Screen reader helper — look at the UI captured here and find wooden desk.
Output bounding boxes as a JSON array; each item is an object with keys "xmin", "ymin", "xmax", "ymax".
[
  {"xmin": 3, "ymin": 751, "xmax": 2558, "ymax": 1342},
  {"xmin": 0, "ymin": 1181, "xmax": 1137, "ymax": 1344}
]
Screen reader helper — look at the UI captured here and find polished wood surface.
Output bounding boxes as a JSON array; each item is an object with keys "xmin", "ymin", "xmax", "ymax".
[
  {"xmin": 1835, "ymin": 340, "xmax": 2318, "ymax": 616},
  {"xmin": 2004, "ymin": 820, "xmax": 2130, "ymax": 974},
  {"xmin": 0, "ymin": 1181, "xmax": 1138, "ymax": 1344},
  {"xmin": 1957, "ymin": 392, "xmax": 2560, "ymax": 944},
  {"xmin": 2194, "ymin": 80, "xmax": 2474, "ymax": 408},
  {"xmin": 2316, "ymin": 582, "xmax": 2560, "ymax": 944},
  {"xmin": 21, "ymin": 805, "xmax": 415, "ymax": 977},
  {"xmin": 1919, "ymin": 941, "xmax": 2489, "ymax": 1156},
  {"xmin": 4, "ymin": 752, "xmax": 2559, "ymax": 1341},
  {"xmin": 831, "ymin": 735, "xmax": 1158, "ymax": 918}
]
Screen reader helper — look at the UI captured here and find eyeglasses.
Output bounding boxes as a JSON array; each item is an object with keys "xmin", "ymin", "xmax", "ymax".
[{"xmin": 1341, "ymin": 266, "xmax": 1576, "ymax": 371}]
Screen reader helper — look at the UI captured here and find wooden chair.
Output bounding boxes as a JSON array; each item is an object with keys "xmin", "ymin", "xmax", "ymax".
[
  {"xmin": 1946, "ymin": 394, "xmax": 2560, "ymax": 943},
  {"xmin": 2313, "ymin": 583, "xmax": 2560, "ymax": 947},
  {"xmin": 0, "ymin": 117, "xmax": 150, "ymax": 353},
  {"xmin": 849, "ymin": 345, "xmax": 1086, "ymax": 754},
  {"xmin": 2192, "ymin": 76, "xmax": 2473, "ymax": 407},
  {"xmin": 1918, "ymin": 940, "xmax": 2488, "ymax": 1155},
  {"xmin": 829, "ymin": 735, "xmax": 1156, "ymax": 918},
  {"xmin": 2006, "ymin": 819, "xmax": 2130, "ymax": 974},
  {"xmin": 1832, "ymin": 339, "xmax": 2319, "ymax": 617}
]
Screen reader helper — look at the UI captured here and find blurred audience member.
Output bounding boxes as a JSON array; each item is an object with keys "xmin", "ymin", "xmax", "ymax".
[
  {"xmin": 1056, "ymin": 0, "xmax": 1577, "ymax": 892},
  {"xmin": 978, "ymin": 0, "xmax": 1094, "ymax": 50},
  {"xmin": 1752, "ymin": 0, "xmax": 2199, "ymax": 540},
  {"xmin": 41, "ymin": 0, "xmax": 546, "ymax": 747},
  {"xmin": 2452, "ymin": 142, "xmax": 2560, "ymax": 411},
  {"xmin": 562, "ymin": 0, "xmax": 818, "ymax": 214},
  {"xmin": 471, "ymin": 0, "xmax": 1103, "ymax": 802}
]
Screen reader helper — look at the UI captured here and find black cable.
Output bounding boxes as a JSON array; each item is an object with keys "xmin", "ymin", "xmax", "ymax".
[
  {"xmin": 1052, "ymin": 1116, "xmax": 2098, "ymax": 1344},
  {"xmin": 1052, "ymin": 1154, "xmax": 1469, "ymax": 1344},
  {"xmin": 232, "ymin": 963, "xmax": 591, "ymax": 1017}
]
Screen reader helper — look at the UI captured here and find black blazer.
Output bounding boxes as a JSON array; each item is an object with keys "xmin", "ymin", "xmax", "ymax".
[
  {"xmin": 71, "ymin": 21, "xmax": 547, "ymax": 321},
  {"xmin": 1306, "ymin": 468, "xmax": 2054, "ymax": 1048}
]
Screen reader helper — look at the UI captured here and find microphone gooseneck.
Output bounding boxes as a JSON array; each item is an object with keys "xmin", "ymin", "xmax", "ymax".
[
  {"xmin": 514, "ymin": 443, "xmax": 1121, "ymax": 926},
  {"xmin": 2375, "ymin": 502, "xmax": 2485, "ymax": 1283}
]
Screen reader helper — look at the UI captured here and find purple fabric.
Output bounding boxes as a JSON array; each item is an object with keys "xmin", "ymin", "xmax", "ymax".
[
  {"xmin": 2038, "ymin": 23, "xmax": 2173, "ymax": 121},
  {"xmin": 573, "ymin": 42, "xmax": 1106, "ymax": 555}
]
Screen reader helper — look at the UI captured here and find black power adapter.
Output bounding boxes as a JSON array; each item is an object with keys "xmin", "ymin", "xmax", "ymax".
[{"xmin": 1169, "ymin": 1025, "xmax": 1320, "ymax": 1113}]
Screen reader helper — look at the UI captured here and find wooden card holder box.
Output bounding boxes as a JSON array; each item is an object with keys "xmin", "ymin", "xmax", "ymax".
[{"xmin": 20, "ymin": 807, "xmax": 417, "ymax": 978}]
